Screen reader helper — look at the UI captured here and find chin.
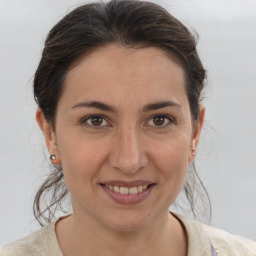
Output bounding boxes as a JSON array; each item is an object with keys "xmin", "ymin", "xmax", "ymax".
[{"xmin": 100, "ymin": 209, "xmax": 156, "ymax": 232}]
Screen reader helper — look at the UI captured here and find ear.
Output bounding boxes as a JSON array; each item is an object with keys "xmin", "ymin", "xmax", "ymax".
[
  {"xmin": 188, "ymin": 105, "xmax": 205, "ymax": 162},
  {"xmin": 36, "ymin": 108, "xmax": 61, "ymax": 165}
]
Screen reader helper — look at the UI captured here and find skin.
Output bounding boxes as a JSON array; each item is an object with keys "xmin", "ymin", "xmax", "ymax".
[{"xmin": 36, "ymin": 44, "xmax": 205, "ymax": 256}]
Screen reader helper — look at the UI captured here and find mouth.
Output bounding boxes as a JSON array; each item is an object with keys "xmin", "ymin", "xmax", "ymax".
[
  {"xmin": 100, "ymin": 183, "xmax": 154, "ymax": 195},
  {"xmin": 99, "ymin": 182, "xmax": 156, "ymax": 205}
]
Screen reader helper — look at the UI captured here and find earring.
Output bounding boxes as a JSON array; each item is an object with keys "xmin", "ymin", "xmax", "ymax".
[
  {"xmin": 49, "ymin": 154, "xmax": 56, "ymax": 161},
  {"xmin": 191, "ymin": 149, "xmax": 196, "ymax": 156}
]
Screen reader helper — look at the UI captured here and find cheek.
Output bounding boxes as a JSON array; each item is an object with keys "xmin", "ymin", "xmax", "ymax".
[
  {"xmin": 57, "ymin": 135, "xmax": 107, "ymax": 190},
  {"xmin": 150, "ymin": 133, "xmax": 190, "ymax": 183},
  {"xmin": 150, "ymin": 135, "xmax": 190, "ymax": 207}
]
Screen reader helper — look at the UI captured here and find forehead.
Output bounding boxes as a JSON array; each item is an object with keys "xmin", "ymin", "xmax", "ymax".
[
  {"xmin": 67, "ymin": 44, "xmax": 184, "ymax": 81},
  {"xmin": 61, "ymin": 44, "xmax": 187, "ymax": 109}
]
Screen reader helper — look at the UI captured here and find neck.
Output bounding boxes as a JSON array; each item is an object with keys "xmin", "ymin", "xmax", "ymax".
[{"xmin": 56, "ymin": 212, "xmax": 187, "ymax": 256}]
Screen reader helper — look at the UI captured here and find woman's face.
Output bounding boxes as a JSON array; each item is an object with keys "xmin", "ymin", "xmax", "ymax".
[{"xmin": 38, "ymin": 44, "xmax": 204, "ymax": 231}]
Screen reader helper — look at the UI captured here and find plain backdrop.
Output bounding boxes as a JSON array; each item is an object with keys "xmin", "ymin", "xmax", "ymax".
[{"xmin": 0, "ymin": 0, "xmax": 256, "ymax": 245}]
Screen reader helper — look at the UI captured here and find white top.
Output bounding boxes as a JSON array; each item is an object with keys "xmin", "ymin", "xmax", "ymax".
[{"xmin": 1, "ymin": 214, "xmax": 256, "ymax": 256}]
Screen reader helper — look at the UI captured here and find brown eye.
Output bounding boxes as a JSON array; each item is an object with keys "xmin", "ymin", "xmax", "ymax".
[
  {"xmin": 147, "ymin": 114, "xmax": 173, "ymax": 128},
  {"xmin": 91, "ymin": 116, "xmax": 103, "ymax": 126},
  {"xmin": 153, "ymin": 115, "xmax": 166, "ymax": 126},
  {"xmin": 83, "ymin": 115, "xmax": 109, "ymax": 129}
]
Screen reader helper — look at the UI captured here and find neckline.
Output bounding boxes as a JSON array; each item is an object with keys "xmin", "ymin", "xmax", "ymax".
[
  {"xmin": 48, "ymin": 213, "xmax": 211, "ymax": 256},
  {"xmin": 47, "ymin": 215, "xmax": 70, "ymax": 256},
  {"xmin": 172, "ymin": 213, "xmax": 211, "ymax": 256}
]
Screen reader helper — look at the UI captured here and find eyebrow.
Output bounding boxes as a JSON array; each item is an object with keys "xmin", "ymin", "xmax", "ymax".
[
  {"xmin": 71, "ymin": 100, "xmax": 181, "ymax": 112},
  {"xmin": 72, "ymin": 101, "xmax": 115, "ymax": 112},
  {"xmin": 142, "ymin": 101, "xmax": 181, "ymax": 112}
]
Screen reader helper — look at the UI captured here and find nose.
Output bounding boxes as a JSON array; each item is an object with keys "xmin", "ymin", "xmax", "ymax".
[{"xmin": 108, "ymin": 128, "xmax": 148, "ymax": 174}]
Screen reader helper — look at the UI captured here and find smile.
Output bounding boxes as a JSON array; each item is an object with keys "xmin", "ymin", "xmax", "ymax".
[
  {"xmin": 102, "ymin": 184, "xmax": 151, "ymax": 195},
  {"xmin": 100, "ymin": 182, "xmax": 155, "ymax": 205}
]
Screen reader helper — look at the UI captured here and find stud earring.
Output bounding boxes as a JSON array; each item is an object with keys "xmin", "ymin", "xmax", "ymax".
[
  {"xmin": 49, "ymin": 154, "xmax": 56, "ymax": 161},
  {"xmin": 191, "ymin": 149, "xmax": 196, "ymax": 156}
]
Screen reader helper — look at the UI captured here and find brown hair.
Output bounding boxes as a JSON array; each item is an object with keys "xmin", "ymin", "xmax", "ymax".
[{"xmin": 33, "ymin": 0, "xmax": 210, "ymax": 226}]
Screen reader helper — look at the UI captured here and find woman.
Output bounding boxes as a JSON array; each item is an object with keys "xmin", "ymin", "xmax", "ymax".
[{"xmin": 1, "ymin": 0, "xmax": 256, "ymax": 255}]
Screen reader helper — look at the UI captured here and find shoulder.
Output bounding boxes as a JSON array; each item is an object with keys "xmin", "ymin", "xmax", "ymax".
[
  {"xmin": 0, "ymin": 223, "xmax": 61, "ymax": 256},
  {"xmin": 179, "ymin": 214, "xmax": 256, "ymax": 256},
  {"xmin": 201, "ymin": 223, "xmax": 256, "ymax": 256}
]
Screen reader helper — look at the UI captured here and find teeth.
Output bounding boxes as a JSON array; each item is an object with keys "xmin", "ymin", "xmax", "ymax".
[
  {"xmin": 129, "ymin": 187, "xmax": 138, "ymax": 194},
  {"xmin": 120, "ymin": 187, "xmax": 129, "ymax": 194},
  {"xmin": 114, "ymin": 186, "xmax": 119, "ymax": 193},
  {"xmin": 105, "ymin": 184, "xmax": 150, "ymax": 194}
]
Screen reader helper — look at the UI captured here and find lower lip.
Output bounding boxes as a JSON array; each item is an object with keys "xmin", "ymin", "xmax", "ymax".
[{"xmin": 101, "ymin": 185, "xmax": 155, "ymax": 205}]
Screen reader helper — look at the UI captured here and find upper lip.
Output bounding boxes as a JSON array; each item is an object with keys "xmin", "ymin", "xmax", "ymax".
[{"xmin": 100, "ymin": 180, "xmax": 155, "ymax": 188}]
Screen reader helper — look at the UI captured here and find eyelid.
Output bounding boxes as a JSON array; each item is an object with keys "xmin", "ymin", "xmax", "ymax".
[
  {"xmin": 80, "ymin": 114, "xmax": 111, "ymax": 129},
  {"xmin": 145, "ymin": 113, "xmax": 176, "ymax": 128},
  {"xmin": 80, "ymin": 113, "xmax": 176, "ymax": 129}
]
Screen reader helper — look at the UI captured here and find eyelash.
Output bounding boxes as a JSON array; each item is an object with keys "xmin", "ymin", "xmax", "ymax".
[
  {"xmin": 80, "ymin": 114, "xmax": 110, "ymax": 130},
  {"xmin": 80, "ymin": 114, "xmax": 175, "ymax": 130},
  {"xmin": 146, "ymin": 114, "xmax": 175, "ymax": 129}
]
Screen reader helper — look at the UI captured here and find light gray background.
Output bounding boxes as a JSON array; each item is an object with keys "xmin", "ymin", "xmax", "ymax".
[{"xmin": 0, "ymin": 0, "xmax": 256, "ymax": 245}]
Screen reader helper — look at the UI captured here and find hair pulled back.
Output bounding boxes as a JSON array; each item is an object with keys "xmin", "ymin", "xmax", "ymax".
[{"xmin": 33, "ymin": 0, "xmax": 210, "ymax": 226}]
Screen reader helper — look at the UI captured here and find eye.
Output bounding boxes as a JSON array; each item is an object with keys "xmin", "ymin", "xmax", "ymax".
[
  {"xmin": 147, "ymin": 114, "xmax": 174, "ymax": 128},
  {"xmin": 82, "ymin": 115, "xmax": 110, "ymax": 129}
]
